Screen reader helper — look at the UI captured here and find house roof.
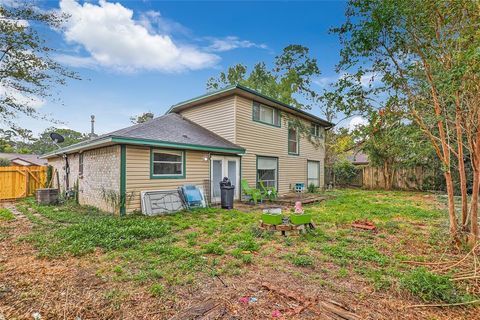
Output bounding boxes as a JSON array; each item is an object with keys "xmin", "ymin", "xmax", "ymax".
[
  {"xmin": 167, "ymin": 84, "xmax": 334, "ymax": 128},
  {"xmin": 347, "ymin": 151, "xmax": 369, "ymax": 165},
  {"xmin": 42, "ymin": 113, "xmax": 245, "ymax": 158},
  {"xmin": 0, "ymin": 153, "xmax": 48, "ymax": 166}
]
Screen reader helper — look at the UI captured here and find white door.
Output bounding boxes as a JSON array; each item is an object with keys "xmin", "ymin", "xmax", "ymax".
[{"xmin": 211, "ymin": 156, "xmax": 240, "ymax": 202}]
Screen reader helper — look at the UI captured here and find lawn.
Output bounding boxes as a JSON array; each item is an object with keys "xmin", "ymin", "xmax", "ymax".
[{"xmin": 1, "ymin": 189, "xmax": 478, "ymax": 319}]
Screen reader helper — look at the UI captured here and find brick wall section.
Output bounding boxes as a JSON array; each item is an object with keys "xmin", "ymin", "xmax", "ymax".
[{"xmin": 47, "ymin": 145, "xmax": 121, "ymax": 213}]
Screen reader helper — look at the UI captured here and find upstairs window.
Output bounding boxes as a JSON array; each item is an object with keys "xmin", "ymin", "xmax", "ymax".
[
  {"xmin": 288, "ymin": 125, "xmax": 299, "ymax": 155},
  {"xmin": 252, "ymin": 102, "xmax": 281, "ymax": 127},
  {"xmin": 151, "ymin": 149, "xmax": 184, "ymax": 178},
  {"xmin": 311, "ymin": 123, "xmax": 323, "ymax": 138}
]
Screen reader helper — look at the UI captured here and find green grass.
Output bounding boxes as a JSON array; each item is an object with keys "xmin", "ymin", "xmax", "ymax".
[
  {"xmin": 399, "ymin": 268, "xmax": 468, "ymax": 303},
  {"xmin": 13, "ymin": 189, "xmax": 477, "ymax": 304},
  {"xmin": 0, "ymin": 208, "xmax": 14, "ymax": 221}
]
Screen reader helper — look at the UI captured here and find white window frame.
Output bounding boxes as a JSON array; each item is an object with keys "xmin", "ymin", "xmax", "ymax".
[
  {"xmin": 151, "ymin": 149, "xmax": 184, "ymax": 178},
  {"xmin": 307, "ymin": 160, "xmax": 320, "ymax": 187},
  {"xmin": 256, "ymin": 156, "xmax": 278, "ymax": 189},
  {"xmin": 288, "ymin": 126, "xmax": 299, "ymax": 155},
  {"xmin": 253, "ymin": 102, "xmax": 280, "ymax": 127},
  {"xmin": 311, "ymin": 123, "xmax": 323, "ymax": 138}
]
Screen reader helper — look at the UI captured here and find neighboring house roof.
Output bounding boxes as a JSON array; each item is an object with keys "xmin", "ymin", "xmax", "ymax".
[
  {"xmin": 167, "ymin": 84, "xmax": 334, "ymax": 128},
  {"xmin": 42, "ymin": 113, "xmax": 245, "ymax": 158},
  {"xmin": 347, "ymin": 151, "xmax": 369, "ymax": 165},
  {"xmin": 0, "ymin": 153, "xmax": 48, "ymax": 166}
]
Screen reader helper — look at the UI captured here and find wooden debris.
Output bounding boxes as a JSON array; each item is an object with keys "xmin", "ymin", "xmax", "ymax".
[
  {"xmin": 261, "ymin": 282, "xmax": 359, "ymax": 319},
  {"xmin": 351, "ymin": 219, "xmax": 376, "ymax": 231},
  {"xmin": 168, "ymin": 299, "xmax": 225, "ymax": 320}
]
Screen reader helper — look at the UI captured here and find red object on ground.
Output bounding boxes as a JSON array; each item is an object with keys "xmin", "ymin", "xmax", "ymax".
[
  {"xmin": 239, "ymin": 296, "xmax": 249, "ymax": 304},
  {"xmin": 351, "ymin": 220, "xmax": 376, "ymax": 231}
]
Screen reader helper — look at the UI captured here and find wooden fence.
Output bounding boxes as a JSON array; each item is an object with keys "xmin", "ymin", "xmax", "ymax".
[
  {"xmin": 0, "ymin": 166, "xmax": 48, "ymax": 200},
  {"xmin": 362, "ymin": 166, "xmax": 432, "ymax": 190}
]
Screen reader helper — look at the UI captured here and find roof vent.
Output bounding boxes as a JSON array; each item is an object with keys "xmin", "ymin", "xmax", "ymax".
[{"xmin": 182, "ymin": 134, "xmax": 189, "ymax": 139}]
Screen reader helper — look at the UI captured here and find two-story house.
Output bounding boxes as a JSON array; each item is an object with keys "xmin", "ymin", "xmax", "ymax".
[{"xmin": 43, "ymin": 85, "xmax": 333, "ymax": 214}]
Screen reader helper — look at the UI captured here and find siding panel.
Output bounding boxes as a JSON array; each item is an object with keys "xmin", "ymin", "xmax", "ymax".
[
  {"xmin": 125, "ymin": 146, "xmax": 209, "ymax": 212},
  {"xmin": 234, "ymin": 96, "xmax": 325, "ymax": 194},
  {"xmin": 180, "ymin": 96, "xmax": 236, "ymax": 143}
]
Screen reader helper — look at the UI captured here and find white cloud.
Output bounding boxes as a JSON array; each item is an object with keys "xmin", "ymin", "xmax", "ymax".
[
  {"xmin": 58, "ymin": 0, "xmax": 219, "ymax": 73},
  {"xmin": 348, "ymin": 116, "xmax": 368, "ymax": 131},
  {"xmin": 0, "ymin": 83, "xmax": 45, "ymax": 109},
  {"xmin": 206, "ymin": 36, "xmax": 268, "ymax": 52}
]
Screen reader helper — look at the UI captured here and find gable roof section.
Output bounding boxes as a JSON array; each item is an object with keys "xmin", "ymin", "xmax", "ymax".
[
  {"xmin": 0, "ymin": 153, "xmax": 48, "ymax": 166},
  {"xmin": 167, "ymin": 84, "xmax": 334, "ymax": 128},
  {"xmin": 42, "ymin": 113, "xmax": 245, "ymax": 158}
]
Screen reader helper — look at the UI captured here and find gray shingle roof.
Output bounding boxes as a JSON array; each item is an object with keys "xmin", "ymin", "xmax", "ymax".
[
  {"xmin": 43, "ymin": 113, "xmax": 244, "ymax": 157},
  {"xmin": 107, "ymin": 113, "xmax": 242, "ymax": 149},
  {"xmin": 0, "ymin": 153, "xmax": 48, "ymax": 166}
]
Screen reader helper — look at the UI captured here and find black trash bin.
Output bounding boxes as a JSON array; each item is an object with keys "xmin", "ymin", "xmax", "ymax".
[{"xmin": 219, "ymin": 177, "xmax": 235, "ymax": 209}]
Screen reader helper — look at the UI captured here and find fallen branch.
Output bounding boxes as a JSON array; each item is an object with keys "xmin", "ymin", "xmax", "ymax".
[
  {"xmin": 405, "ymin": 300, "xmax": 480, "ymax": 308},
  {"xmin": 401, "ymin": 260, "xmax": 455, "ymax": 266},
  {"xmin": 452, "ymin": 275, "xmax": 480, "ymax": 281}
]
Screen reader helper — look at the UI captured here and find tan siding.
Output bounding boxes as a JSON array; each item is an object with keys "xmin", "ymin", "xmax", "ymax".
[
  {"xmin": 235, "ymin": 96, "xmax": 325, "ymax": 194},
  {"xmin": 125, "ymin": 146, "xmax": 209, "ymax": 213},
  {"xmin": 180, "ymin": 96, "xmax": 236, "ymax": 143}
]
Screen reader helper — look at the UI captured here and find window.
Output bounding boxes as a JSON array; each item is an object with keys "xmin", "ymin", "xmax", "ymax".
[
  {"xmin": 307, "ymin": 160, "xmax": 320, "ymax": 187},
  {"xmin": 257, "ymin": 156, "xmax": 278, "ymax": 189},
  {"xmin": 151, "ymin": 149, "xmax": 184, "ymax": 178},
  {"xmin": 252, "ymin": 102, "xmax": 281, "ymax": 127},
  {"xmin": 288, "ymin": 125, "xmax": 299, "ymax": 155},
  {"xmin": 311, "ymin": 123, "xmax": 323, "ymax": 138},
  {"xmin": 79, "ymin": 153, "xmax": 84, "ymax": 176}
]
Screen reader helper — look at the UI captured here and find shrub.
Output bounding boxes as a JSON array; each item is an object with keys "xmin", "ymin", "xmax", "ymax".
[
  {"xmin": 333, "ymin": 160, "xmax": 358, "ymax": 185},
  {"xmin": 307, "ymin": 183, "xmax": 318, "ymax": 193},
  {"xmin": 0, "ymin": 158, "xmax": 11, "ymax": 166}
]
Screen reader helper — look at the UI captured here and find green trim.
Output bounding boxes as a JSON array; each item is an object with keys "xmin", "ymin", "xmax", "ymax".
[
  {"xmin": 255, "ymin": 155, "xmax": 279, "ymax": 191},
  {"xmin": 287, "ymin": 123, "xmax": 300, "ymax": 156},
  {"xmin": 111, "ymin": 137, "xmax": 244, "ymax": 154},
  {"xmin": 252, "ymin": 101, "xmax": 281, "ymax": 128},
  {"xmin": 150, "ymin": 147, "xmax": 186, "ymax": 179},
  {"xmin": 119, "ymin": 145, "xmax": 126, "ymax": 216}
]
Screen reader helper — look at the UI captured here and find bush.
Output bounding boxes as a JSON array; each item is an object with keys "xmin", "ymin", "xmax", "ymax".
[
  {"xmin": 333, "ymin": 160, "xmax": 358, "ymax": 185},
  {"xmin": 0, "ymin": 158, "xmax": 11, "ymax": 166},
  {"xmin": 307, "ymin": 183, "xmax": 318, "ymax": 193}
]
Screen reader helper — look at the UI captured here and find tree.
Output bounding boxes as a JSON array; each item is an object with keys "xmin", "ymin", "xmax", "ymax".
[
  {"xmin": 331, "ymin": 0, "xmax": 479, "ymax": 244},
  {"xmin": 356, "ymin": 109, "xmax": 434, "ymax": 190},
  {"xmin": 130, "ymin": 112, "xmax": 154, "ymax": 124},
  {"xmin": 208, "ymin": 45, "xmax": 321, "ymax": 111},
  {"xmin": 0, "ymin": 3, "xmax": 79, "ymax": 126},
  {"xmin": 0, "ymin": 158, "xmax": 11, "ymax": 166},
  {"xmin": 207, "ymin": 44, "xmax": 323, "ymax": 141},
  {"xmin": 29, "ymin": 127, "xmax": 87, "ymax": 154}
]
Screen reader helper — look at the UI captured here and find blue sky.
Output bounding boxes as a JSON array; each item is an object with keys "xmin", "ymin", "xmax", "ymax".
[{"xmin": 14, "ymin": 0, "xmax": 352, "ymax": 136}]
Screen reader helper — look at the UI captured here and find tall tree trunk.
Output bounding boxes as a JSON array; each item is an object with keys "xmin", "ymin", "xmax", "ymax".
[
  {"xmin": 469, "ymin": 127, "xmax": 480, "ymax": 243},
  {"xmin": 470, "ymin": 170, "xmax": 479, "ymax": 243},
  {"xmin": 444, "ymin": 170, "xmax": 458, "ymax": 240},
  {"xmin": 455, "ymin": 99, "xmax": 468, "ymax": 229}
]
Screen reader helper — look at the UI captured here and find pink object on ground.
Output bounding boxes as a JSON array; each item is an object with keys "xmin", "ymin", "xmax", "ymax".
[
  {"xmin": 294, "ymin": 201, "xmax": 304, "ymax": 214},
  {"xmin": 239, "ymin": 296, "xmax": 249, "ymax": 304},
  {"xmin": 272, "ymin": 309, "xmax": 282, "ymax": 317}
]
